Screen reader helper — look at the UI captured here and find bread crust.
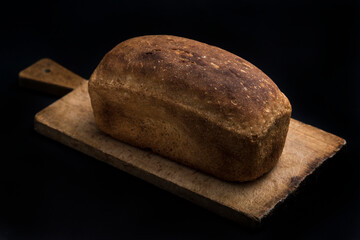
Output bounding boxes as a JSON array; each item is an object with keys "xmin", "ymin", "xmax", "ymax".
[{"xmin": 89, "ymin": 35, "xmax": 292, "ymax": 181}]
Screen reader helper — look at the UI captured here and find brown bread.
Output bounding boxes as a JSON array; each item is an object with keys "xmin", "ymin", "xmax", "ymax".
[{"xmin": 88, "ymin": 35, "xmax": 292, "ymax": 182}]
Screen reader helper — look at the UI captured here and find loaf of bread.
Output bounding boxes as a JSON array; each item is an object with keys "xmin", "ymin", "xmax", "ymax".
[{"xmin": 88, "ymin": 35, "xmax": 291, "ymax": 182}]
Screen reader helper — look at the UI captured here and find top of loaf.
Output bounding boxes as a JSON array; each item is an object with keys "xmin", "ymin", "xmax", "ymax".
[{"xmin": 90, "ymin": 35, "xmax": 291, "ymax": 137}]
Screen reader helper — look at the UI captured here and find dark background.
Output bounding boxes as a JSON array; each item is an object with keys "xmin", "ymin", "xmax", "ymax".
[{"xmin": 1, "ymin": 0, "xmax": 359, "ymax": 239}]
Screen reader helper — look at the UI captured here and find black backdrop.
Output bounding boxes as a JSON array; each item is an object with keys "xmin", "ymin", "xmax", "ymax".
[{"xmin": 2, "ymin": 0, "xmax": 360, "ymax": 239}]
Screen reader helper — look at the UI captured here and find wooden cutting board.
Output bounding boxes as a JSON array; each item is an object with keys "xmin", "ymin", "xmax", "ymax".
[{"xmin": 20, "ymin": 58, "xmax": 346, "ymax": 225}]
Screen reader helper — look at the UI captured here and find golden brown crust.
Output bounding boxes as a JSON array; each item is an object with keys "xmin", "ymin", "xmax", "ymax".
[{"xmin": 88, "ymin": 35, "xmax": 292, "ymax": 181}]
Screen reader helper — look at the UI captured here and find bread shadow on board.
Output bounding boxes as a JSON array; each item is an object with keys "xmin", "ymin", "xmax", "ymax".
[{"xmin": 92, "ymin": 146, "xmax": 348, "ymax": 234}]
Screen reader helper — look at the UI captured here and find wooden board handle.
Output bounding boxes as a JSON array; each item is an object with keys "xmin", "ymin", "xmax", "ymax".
[{"xmin": 19, "ymin": 58, "xmax": 87, "ymax": 96}]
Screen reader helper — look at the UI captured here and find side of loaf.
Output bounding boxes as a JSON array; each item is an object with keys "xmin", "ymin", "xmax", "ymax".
[{"xmin": 88, "ymin": 35, "xmax": 291, "ymax": 182}]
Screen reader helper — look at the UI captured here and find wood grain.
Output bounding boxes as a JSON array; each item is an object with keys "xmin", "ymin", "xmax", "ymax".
[{"xmin": 34, "ymin": 81, "xmax": 346, "ymax": 224}]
